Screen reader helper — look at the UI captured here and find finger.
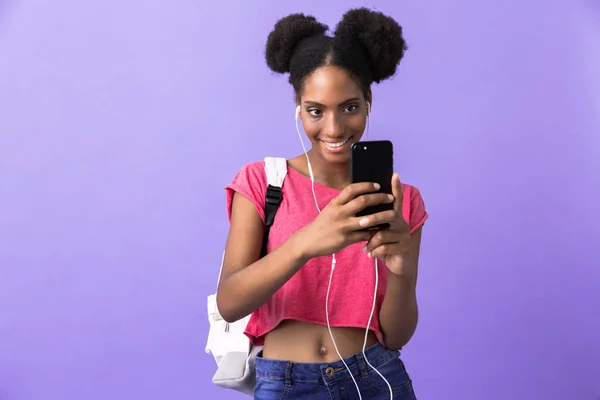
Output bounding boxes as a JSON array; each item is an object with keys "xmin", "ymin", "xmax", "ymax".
[
  {"xmin": 336, "ymin": 182, "xmax": 381, "ymax": 205},
  {"xmin": 389, "ymin": 214, "xmax": 410, "ymax": 232},
  {"xmin": 369, "ymin": 242, "xmax": 409, "ymax": 260},
  {"xmin": 344, "ymin": 193, "xmax": 394, "ymax": 216},
  {"xmin": 367, "ymin": 243, "xmax": 393, "ymax": 261},
  {"xmin": 353, "ymin": 209, "xmax": 397, "ymax": 230},
  {"xmin": 363, "ymin": 230, "xmax": 400, "ymax": 253},
  {"xmin": 391, "ymin": 173, "xmax": 404, "ymax": 214},
  {"xmin": 346, "ymin": 230, "xmax": 375, "ymax": 246}
]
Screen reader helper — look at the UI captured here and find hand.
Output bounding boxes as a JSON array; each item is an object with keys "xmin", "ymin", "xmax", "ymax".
[
  {"xmin": 295, "ymin": 182, "xmax": 395, "ymax": 259},
  {"xmin": 361, "ymin": 174, "xmax": 415, "ymax": 277}
]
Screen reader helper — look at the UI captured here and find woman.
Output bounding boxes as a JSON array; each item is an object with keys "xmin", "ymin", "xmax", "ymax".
[{"xmin": 216, "ymin": 7, "xmax": 428, "ymax": 400}]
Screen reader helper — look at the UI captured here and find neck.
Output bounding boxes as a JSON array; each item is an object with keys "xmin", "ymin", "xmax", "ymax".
[{"xmin": 305, "ymin": 149, "xmax": 350, "ymax": 191}]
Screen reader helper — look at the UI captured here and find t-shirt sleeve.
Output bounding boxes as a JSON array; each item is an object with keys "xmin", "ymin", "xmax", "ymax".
[
  {"xmin": 402, "ymin": 184, "xmax": 428, "ymax": 233},
  {"xmin": 225, "ymin": 162, "xmax": 267, "ymax": 223}
]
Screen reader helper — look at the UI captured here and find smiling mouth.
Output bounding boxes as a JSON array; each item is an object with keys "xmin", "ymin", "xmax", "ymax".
[{"xmin": 321, "ymin": 136, "xmax": 352, "ymax": 149}]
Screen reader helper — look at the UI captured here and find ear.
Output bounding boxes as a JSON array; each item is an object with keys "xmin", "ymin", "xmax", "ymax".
[
  {"xmin": 295, "ymin": 95, "xmax": 301, "ymax": 119},
  {"xmin": 295, "ymin": 93, "xmax": 302, "ymax": 119},
  {"xmin": 364, "ymin": 89, "xmax": 373, "ymax": 115}
]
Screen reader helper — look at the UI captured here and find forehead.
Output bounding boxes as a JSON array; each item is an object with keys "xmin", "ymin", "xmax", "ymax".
[{"xmin": 301, "ymin": 66, "xmax": 363, "ymax": 103}]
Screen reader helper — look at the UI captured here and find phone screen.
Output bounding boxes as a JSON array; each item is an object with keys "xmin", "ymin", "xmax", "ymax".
[{"xmin": 350, "ymin": 140, "xmax": 394, "ymax": 228}]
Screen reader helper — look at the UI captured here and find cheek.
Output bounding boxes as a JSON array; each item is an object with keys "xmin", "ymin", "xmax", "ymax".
[
  {"xmin": 300, "ymin": 119, "xmax": 320, "ymax": 141},
  {"xmin": 300, "ymin": 114, "xmax": 366, "ymax": 139},
  {"xmin": 348, "ymin": 115, "xmax": 367, "ymax": 132}
]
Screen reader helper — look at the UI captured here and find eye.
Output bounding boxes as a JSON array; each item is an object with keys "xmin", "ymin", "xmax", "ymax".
[
  {"xmin": 308, "ymin": 109, "xmax": 322, "ymax": 117},
  {"xmin": 344, "ymin": 104, "xmax": 359, "ymax": 113}
]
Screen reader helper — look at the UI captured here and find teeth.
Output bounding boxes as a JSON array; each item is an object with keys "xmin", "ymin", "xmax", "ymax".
[{"xmin": 323, "ymin": 137, "xmax": 351, "ymax": 148}]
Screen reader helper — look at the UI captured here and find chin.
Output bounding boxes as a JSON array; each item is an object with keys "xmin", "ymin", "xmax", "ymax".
[{"xmin": 322, "ymin": 150, "xmax": 351, "ymax": 164}]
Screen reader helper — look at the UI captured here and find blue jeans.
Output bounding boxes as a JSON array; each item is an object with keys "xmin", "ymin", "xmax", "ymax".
[{"xmin": 254, "ymin": 343, "xmax": 417, "ymax": 399}]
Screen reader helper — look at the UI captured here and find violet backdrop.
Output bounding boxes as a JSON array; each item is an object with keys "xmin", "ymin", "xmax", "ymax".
[{"xmin": 0, "ymin": 0, "xmax": 598, "ymax": 399}]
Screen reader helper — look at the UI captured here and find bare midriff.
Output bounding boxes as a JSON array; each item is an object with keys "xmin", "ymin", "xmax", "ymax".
[{"xmin": 262, "ymin": 320, "xmax": 379, "ymax": 363}]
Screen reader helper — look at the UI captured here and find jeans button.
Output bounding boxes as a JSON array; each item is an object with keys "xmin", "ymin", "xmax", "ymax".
[{"xmin": 325, "ymin": 367, "xmax": 334, "ymax": 377}]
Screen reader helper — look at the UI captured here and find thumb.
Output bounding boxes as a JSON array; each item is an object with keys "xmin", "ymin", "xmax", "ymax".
[{"xmin": 391, "ymin": 173, "xmax": 403, "ymax": 214}]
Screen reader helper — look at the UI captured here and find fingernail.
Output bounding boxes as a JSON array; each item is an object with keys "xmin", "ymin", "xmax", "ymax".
[
  {"xmin": 388, "ymin": 194, "xmax": 394, "ymax": 201},
  {"xmin": 373, "ymin": 183, "xmax": 380, "ymax": 190},
  {"xmin": 367, "ymin": 252, "xmax": 372, "ymax": 258},
  {"xmin": 359, "ymin": 217, "xmax": 369, "ymax": 227},
  {"xmin": 362, "ymin": 245, "xmax": 367, "ymax": 252}
]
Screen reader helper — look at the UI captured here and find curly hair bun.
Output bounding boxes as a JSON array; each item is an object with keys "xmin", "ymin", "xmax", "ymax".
[
  {"xmin": 334, "ymin": 8, "xmax": 407, "ymax": 83},
  {"xmin": 265, "ymin": 13, "xmax": 329, "ymax": 74}
]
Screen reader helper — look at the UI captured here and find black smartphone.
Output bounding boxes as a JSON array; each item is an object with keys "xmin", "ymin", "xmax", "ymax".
[{"xmin": 350, "ymin": 140, "xmax": 394, "ymax": 230}]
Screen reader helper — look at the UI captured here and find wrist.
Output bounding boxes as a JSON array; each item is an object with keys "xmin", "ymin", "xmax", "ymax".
[{"xmin": 287, "ymin": 230, "xmax": 312, "ymax": 266}]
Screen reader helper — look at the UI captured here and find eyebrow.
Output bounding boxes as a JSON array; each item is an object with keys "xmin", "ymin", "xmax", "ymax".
[{"xmin": 302, "ymin": 97, "xmax": 361, "ymax": 107}]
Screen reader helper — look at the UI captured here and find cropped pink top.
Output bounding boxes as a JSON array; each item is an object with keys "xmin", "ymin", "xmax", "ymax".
[{"xmin": 225, "ymin": 161, "xmax": 428, "ymax": 346}]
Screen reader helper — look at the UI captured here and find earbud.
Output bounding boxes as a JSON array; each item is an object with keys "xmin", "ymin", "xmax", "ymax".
[
  {"xmin": 296, "ymin": 105, "xmax": 300, "ymax": 119},
  {"xmin": 366, "ymin": 101, "xmax": 371, "ymax": 116}
]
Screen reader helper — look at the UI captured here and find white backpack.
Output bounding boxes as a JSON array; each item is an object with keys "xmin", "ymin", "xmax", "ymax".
[{"xmin": 205, "ymin": 157, "xmax": 288, "ymax": 396}]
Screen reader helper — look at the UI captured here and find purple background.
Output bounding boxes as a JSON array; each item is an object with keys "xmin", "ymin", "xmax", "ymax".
[{"xmin": 1, "ymin": 0, "xmax": 599, "ymax": 399}]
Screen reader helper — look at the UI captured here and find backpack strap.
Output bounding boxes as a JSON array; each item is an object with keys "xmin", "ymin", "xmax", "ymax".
[
  {"xmin": 215, "ymin": 158, "xmax": 287, "ymax": 293},
  {"xmin": 261, "ymin": 157, "xmax": 287, "ymax": 257}
]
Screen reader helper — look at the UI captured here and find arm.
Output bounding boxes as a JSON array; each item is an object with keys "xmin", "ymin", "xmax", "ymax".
[
  {"xmin": 216, "ymin": 193, "xmax": 309, "ymax": 323},
  {"xmin": 378, "ymin": 226, "xmax": 422, "ymax": 350},
  {"xmin": 216, "ymin": 183, "xmax": 393, "ymax": 323},
  {"xmin": 360, "ymin": 174, "xmax": 427, "ymax": 350}
]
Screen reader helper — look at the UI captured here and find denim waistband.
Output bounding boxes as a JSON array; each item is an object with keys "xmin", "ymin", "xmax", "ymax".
[{"xmin": 255, "ymin": 343, "xmax": 399, "ymax": 384}]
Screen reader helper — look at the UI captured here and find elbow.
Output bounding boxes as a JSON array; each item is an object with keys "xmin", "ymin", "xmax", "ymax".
[
  {"xmin": 216, "ymin": 287, "xmax": 246, "ymax": 324},
  {"xmin": 220, "ymin": 310, "xmax": 249, "ymax": 324},
  {"xmin": 221, "ymin": 313, "xmax": 238, "ymax": 324},
  {"xmin": 217, "ymin": 306, "xmax": 235, "ymax": 324},
  {"xmin": 382, "ymin": 329, "xmax": 416, "ymax": 350},
  {"xmin": 216, "ymin": 306, "xmax": 237, "ymax": 324},
  {"xmin": 215, "ymin": 291, "xmax": 235, "ymax": 323},
  {"xmin": 383, "ymin": 339, "xmax": 409, "ymax": 351}
]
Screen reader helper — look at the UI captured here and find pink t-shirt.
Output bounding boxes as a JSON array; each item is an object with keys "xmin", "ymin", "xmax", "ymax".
[{"xmin": 225, "ymin": 161, "xmax": 428, "ymax": 346}]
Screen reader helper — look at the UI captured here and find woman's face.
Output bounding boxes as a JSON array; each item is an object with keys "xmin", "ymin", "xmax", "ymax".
[{"xmin": 297, "ymin": 66, "xmax": 369, "ymax": 164}]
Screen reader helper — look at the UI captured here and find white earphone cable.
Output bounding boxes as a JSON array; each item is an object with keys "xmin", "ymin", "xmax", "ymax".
[
  {"xmin": 294, "ymin": 111, "xmax": 320, "ymax": 213},
  {"xmin": 362, "ymin": 258, "xmax": 393, "ymax": 398},
  {"xmin": 295, "ymin": 104, "xmax": 392, "ymax": 400}
]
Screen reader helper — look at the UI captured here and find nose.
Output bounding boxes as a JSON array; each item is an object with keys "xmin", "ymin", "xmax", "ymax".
[{"xmin": 322, "ymin": 112, "xmax": 345, "ymax": 139}]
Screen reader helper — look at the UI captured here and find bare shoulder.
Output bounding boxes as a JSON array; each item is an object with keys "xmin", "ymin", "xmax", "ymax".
[{"xmin": 287, "ymin": 155, "xmax": 310, "ymax": 177}]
